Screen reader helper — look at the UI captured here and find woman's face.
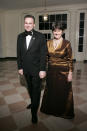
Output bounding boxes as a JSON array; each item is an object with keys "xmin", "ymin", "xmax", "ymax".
[{"xmin": 53, "ymin": 29, "xmax": 63, "ymax": 40}]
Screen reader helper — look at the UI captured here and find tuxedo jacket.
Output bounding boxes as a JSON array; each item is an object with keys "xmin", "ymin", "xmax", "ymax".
[{"xmin": 17, "ymin": 30, "xmax": 47, "ymax": 76}]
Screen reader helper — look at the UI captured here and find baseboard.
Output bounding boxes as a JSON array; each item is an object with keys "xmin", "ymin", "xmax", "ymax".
[
  {"xmin": 73, "ymin": 59, "xmax": 76, "ymax": 62},
  {"xmin": 0, "ymin": 57, "xmax": 17, "ymax": 61},
  {"xmin": 0, "ymin": 58, "xmax": 86, "ymax": 63},
  {"xmin": 84, "ymin": 60, "xmax": 87, "ymax": 63}
]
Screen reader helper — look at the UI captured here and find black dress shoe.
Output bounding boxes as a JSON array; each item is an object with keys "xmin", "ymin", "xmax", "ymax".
[
  {"xmin": 26, "ymin": 104, "xmax": 32, "ymax": 109},
  {"xmin": 32, "ymin": 115, "xmax": 38, "ymax": 124}
]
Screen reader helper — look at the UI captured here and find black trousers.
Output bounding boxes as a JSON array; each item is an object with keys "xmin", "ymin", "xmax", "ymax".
[{"xmin": 24, "ymin": 73, "xmax": 41, "ymax": 116}]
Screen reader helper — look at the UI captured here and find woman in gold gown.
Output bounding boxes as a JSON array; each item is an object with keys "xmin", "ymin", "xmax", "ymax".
[{"xmin": 40, "ymin": 22, "xmax": 75, "ymax": 119}]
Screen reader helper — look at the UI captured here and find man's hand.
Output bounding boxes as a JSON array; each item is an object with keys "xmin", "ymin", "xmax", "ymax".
[
  {"xmin": 39, "ymin": 71, "xmax": 46, "ymax": 79},
  {"xmin": 18, "ymin": 69, "xmax": 23, "ymax": 75}
]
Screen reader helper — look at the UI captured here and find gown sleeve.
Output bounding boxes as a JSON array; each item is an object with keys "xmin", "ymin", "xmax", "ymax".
[{"xmin": 66, "ymin": 42, "xmax": 73, "ymax": 72}]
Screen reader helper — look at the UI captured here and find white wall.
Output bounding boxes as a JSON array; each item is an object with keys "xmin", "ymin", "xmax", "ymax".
[
  {"xmin": 0, "ymin": 4, "xmax": 87, "ymax": 61},
  {"xmin": 0, "ymin": 14, "xmax": 2, "ymax": 57},
  {"xmin": 5, "ymin": 13, "xmax": 19, "ymax": 57},
  {"xmin": 0, "ymin": 13, "xmax": 4, "ymax": 57}
]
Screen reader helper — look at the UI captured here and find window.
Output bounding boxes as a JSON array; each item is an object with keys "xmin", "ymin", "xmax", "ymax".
[
  {"xmin": 39, "ymin": 13, "xmax": 67, "ymax": 40},
  {"xmin": 43, "ymin": 33, "xmax": 51, "ymax": 41},
  {"xmin": 78, "ymin": 13, "xmax": 85, "ymax": 52},
  {"xmin": 39, "ymin": 14, "xmax": 67, "ymax": 30}
]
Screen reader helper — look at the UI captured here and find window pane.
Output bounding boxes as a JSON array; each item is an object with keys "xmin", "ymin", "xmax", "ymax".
[
  {"xmin": 44, "ymin": 22, "xmax": 49, "ymax": 30},
  {"xmin": 62, "ymin": 14, "xmax": 67, "ymax": 21},
  {"xmin": 62, "ymin": 33, "xmax": 65, "ymax": 39},
  {"xmin": 50, "ymin": 15, "xmax": 55, "ymax": 22},
  {"xmin": 78, "ymin": 45, "xmax": 83, "ymax": 52},
  {"xmin": 62, "ymin": 22, "xmax": 67, "ymax": 29},
  {"xmin": 79, "ymin": 37, "xmax": 83, "ymax": 45},
  {"xmin": 39, "ymin": 23, "xmax": 44, "ymax": 30},
  {"xmin": 39, "ymin": 16, "xmax": 43, "ymax": 22},
  {"xmin": 46, "ymin": 15, "xmax": 49, "ymax": 22},
  {"xmin": 79, "ymin": 29, "xmax": 84, "ymax": 36},
  {"xmin": 43, "ymin": 33, "xmax": 51, "ymax": 41},
  {"xmin": 44, "ymin": 33, "xmax": 47, "ymax": 39},
  {"xmin": 56, "ymin": 15, "xmax": 61, "ymax": 21},
  {"xmin": 50, "ymin": 23, "xmax": 52, "ymax": 30},
  {"xmin": 48, "ymin": 33, "xmax": 51, "ymax": 39},
  {"xmin": 80, "ymin": 21, "xmax": 84, "ymax": 28},
  {"xmin": 80, "ymin": 13, "xmax": 85, "ymax": 20}
]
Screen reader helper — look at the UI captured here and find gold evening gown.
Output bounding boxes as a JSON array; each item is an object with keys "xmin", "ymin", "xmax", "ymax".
[{"xmin": 40, "ymin": 38, "xmax": 75, "ymax": 119}]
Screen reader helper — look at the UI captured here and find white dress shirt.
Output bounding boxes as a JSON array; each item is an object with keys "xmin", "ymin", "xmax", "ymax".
[{"xmin": 26, "ymin": 35, "xmax": 32, "ymax": 49}]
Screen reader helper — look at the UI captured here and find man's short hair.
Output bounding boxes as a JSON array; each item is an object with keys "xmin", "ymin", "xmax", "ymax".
[{"xmin": 24, "ymin": 15, "xmax": 35, "ymax": 23}]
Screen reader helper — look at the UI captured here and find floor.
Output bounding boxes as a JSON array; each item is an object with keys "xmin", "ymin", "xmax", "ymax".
[{"xmin": 0, "ymin": 60, "xmax": 87, "ymax": 131}]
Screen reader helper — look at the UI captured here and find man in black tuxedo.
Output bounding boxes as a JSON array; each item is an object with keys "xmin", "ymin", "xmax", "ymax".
[{"xmin": 17, "ymin": 15, "xmax": 47, "ymax": 124}]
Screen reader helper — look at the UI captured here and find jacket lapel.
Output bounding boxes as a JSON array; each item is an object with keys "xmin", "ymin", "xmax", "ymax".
[{"xmin": 23, "ymin": 37, "xmax": 27, "ymax": 51}]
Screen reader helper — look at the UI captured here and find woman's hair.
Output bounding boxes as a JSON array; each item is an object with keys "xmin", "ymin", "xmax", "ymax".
[{"xmin": 52, "ymin": 22, "xmax": 66, "ymax": 31}]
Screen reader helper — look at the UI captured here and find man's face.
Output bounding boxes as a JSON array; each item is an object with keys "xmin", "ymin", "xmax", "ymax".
[{"xmin": 24, "ymin": 17, "xmax": 35, "ymax": 31}]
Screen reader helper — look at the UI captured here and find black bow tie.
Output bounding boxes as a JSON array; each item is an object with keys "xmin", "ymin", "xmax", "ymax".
[{"xmin": 25, "ymin": 30, "xmax": 33, "ymax": 36}]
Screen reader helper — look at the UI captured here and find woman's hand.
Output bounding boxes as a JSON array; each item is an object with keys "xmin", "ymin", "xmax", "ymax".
[
  {"xmin": 18, "ymin": 69, "xmax": 23, "ymax": 75},
  {"xmin": 68, "ymin": 71, "xmax": 72, "ymax": 82}
]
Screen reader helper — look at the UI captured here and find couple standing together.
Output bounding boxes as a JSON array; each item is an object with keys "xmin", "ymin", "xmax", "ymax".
[{"xmin": 17, "ymin": 15, "xmax": 75, "ymax": 124}]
